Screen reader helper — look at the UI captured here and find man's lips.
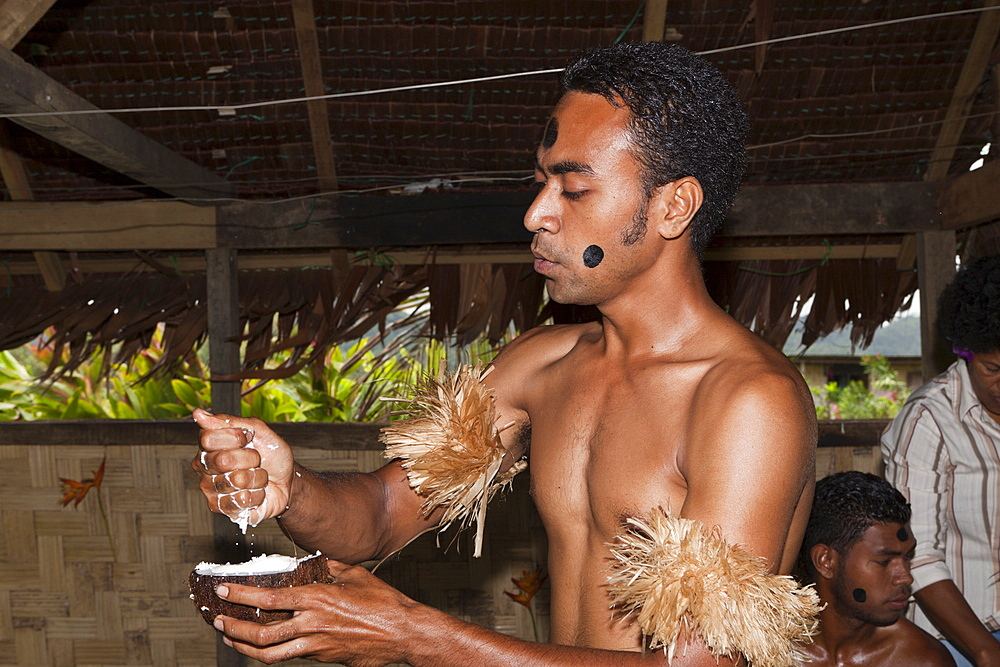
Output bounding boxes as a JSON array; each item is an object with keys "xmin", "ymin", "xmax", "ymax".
[
  {"xmin": 532, "ymin": 250, "xmax": 557, "ymax": 273},
  {"xmin": 887, "ymin": 592, "xmax": 911, "ymax": 610}
]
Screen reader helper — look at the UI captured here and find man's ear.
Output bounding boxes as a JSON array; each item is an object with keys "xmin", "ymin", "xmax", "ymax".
[
  {"xmin": 650, "ymin": 176, "xmax": 703, "ymax": 241},
  {"xmin": 811, "ymin": 544, "xmax": 839, "ymax": 580}
]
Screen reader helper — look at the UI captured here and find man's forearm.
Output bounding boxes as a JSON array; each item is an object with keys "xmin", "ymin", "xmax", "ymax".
[
  {"xmin": 915, "ymin": 580, "xmax": 1000, "ymax": 666},
  {"xmin": 403, "ymin": 603, "xmax": 731, "ymax": 667},
  {"xmin": 274, "ymin": 463, "xmax": 395, "ymax": 563}
]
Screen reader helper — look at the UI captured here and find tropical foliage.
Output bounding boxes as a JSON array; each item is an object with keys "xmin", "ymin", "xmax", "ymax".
[
  {"xmin": 810, "ymin": 354, "xmax": 911, "ymax": 419},
  {"xmin": 0, "ymin": 330, "xmax": 500, "ymax": 423}
]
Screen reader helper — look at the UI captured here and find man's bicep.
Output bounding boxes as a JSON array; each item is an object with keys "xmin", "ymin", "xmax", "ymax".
[
  {"xmin": 680, "ymin": 372, "xmax": 816, "ymax": 569},
  {"xmin": 372, "ymin": 459, "xmax": 444, "ymax": 555}
]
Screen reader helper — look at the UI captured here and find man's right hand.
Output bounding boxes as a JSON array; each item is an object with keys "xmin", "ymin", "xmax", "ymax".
[{"xmin": 191, "ymin": 408, "xmax": 295, "ymax": 528}]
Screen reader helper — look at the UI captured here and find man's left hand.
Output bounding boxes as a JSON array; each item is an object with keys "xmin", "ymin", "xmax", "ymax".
[{"xmin": 212, "ymin": 560, "xmax": 415, "ymax": 666}]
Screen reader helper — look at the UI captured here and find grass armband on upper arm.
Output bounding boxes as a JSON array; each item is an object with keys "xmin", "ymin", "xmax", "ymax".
[
  {"xmin": 607, "ymin": 508, "xmax": 821, "ymax": 667},
  {"xmin": 379, "ymin": 364, "xmax": 525, "ymax": 557}
]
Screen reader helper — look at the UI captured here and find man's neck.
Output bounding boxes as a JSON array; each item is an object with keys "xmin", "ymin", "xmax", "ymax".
[
  {"xmin": 593, "ymin": 251, "xmax": 719, "ymax": 357},
  {"xmin": 812, "ymin": 606, "xmax": 881, "ymax": 659}
]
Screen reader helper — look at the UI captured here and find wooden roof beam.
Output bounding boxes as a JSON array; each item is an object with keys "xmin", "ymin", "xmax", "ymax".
[
  {"xmin": 938, "ymin": 59, "xmax": 1000, "ymax": 230},
  {"xmin": 642, "ymin": 0, "xmax": 669, "ymax": 42},
  {"xmin": 0, "ymin": 242, "xmax": 906, "ymax": 276},
  {"xmin": 0, "ymin": 0, "xmax": 67, "ymax": 290},
  {"xmin": 0, "ymin": 46, "xmax": 236, "ymax": 201},
  {"xmin": 0, "ymin": 0, "xmax": 58, "ymax": 49},
  {"xmin": 939, "ymin": 156, "xmax": 1000, "ymax": 229},
  {"xmin": 0, "ymin": 181, "xmax": 940, "ymax": 251},
  {"xmin": 291, "ymin": 0, "xmax": 338, "ymax": 192},
  {"xmin": 923, "ymin": 0, "xmax": 1000, "ymax": 182}
]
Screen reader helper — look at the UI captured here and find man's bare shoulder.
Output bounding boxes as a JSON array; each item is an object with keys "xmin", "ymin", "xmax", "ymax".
[
  {"xmin": 492, "ymin": 321, "xmax": 599, "ymax": 370},
  {"xmin": 693, "ymin": 327, "xmax": 814, "ymax": 426},
  {"xmin": 485, "ymin": 322, "xmax": 599, "ymax": 412},
  {"xmin": 880, "ymin": 619, "xmax": 956, "ymax": 667}
]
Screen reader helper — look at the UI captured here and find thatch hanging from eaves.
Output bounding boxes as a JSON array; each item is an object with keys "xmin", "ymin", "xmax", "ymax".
[
  {"xmin": 704, "ymin": 254, "xmax": 918, "ymax": 352},
  {"xmin": 0, "ymin": 258, "xmax": 550, "ymax": 383},
  {"xmin": 0, "ymin": 244, "xmax": 923, "ymax": 383}
]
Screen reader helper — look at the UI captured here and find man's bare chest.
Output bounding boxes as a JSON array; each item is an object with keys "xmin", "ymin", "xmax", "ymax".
[{"xmin": 523, "ymin": 372, "xmax": 695, "ymax": 539}]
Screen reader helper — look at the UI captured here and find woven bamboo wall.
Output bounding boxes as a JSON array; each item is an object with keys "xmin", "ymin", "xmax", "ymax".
[
  {"xmin": 815, "ymin": 444, "xmax": 884, "ymax": 479},
  {"xmin": 0, "ymin": 438, "xmax": 879, "ymax": 666},
  {"xmin": 0, "ymin": 443, "xmax": 548, "ymax": 667}
]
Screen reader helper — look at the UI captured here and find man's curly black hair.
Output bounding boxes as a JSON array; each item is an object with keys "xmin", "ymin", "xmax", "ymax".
[
  {"xmin": 560, "ymin": 41, "xmax": 749, "ymax": 257},
  {"xmin": 937, "ymin": 254, "xmax": 1000, "ymax": 354},
  {"xmin": 799, "ymin": 471, "xmax": 910, "ymax": 578}
]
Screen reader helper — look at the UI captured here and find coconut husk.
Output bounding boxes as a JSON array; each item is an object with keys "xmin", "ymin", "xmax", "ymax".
[
  {"xmin": 606, "ymin": 508, "xmax": 821, "ymax": 667},
  {"xmin": 188, "ymin": 552, "xmax": 333, "ymax": 625},
  {"xmin": 379, "ymin": 364, "xmax": 525, "ymax": 557}
]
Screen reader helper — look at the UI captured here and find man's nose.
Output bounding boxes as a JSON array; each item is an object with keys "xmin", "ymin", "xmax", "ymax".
[
  {"xmin": 524, "ymin": 187, "xmax": 561, "ymax": 235},
  {"xmin": 894, "ymin": 564, "xmax": 914, "ymax": 587}
]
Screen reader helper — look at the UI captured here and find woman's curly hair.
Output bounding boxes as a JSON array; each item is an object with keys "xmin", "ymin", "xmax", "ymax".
[{"xmin": 937, "ymin": 254, "xmax": 1000, "ymax": 354}]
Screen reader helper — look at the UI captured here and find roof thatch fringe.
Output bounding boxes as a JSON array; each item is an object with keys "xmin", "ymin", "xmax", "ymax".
[
  {"xmin": 705, "ymin": 255, "xmax": 917, "ymax": 352},
  {"xmin": 428, "ymin": 263, "xmax": 546, "ymax": 346},
  {"xmin": 0, "ymin": 247, "xmax": 919, "ymax": 382},
  {"xmin": 0, "ymin": 260, "xmax": 549, "ymax": 382}
]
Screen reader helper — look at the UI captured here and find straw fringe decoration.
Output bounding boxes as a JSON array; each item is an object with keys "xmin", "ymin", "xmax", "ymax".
[
  {"xmin": 380, "ymin": 364, "xmax": 525, "ymax": 557},
  {"xmin": 607, "ymin": 508, "xmax": 821, "ymax": 667}
]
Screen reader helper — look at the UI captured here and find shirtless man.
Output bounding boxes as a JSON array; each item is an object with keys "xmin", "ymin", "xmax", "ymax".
[
  {"xmin": 796, "ymin": 471, "xmax": 954, "ymax": 667},
  {"xmin": 192, "ymin": 41, "xmax": 817, "ymax": 665}
]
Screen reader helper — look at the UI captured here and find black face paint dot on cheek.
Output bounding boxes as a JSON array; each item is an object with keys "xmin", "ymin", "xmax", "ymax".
[
  {"xmin": 852, "ymin": 588, "xmax": 867, "ymax": 603},
  {"xmin": 583, "ymin": 245, "xmax": 604, "ymax": 268},
  {"xmin": 897, "ymin": 527, "xmax": 909, "ymax": 542},
  {"xmin": 542, "ymin": 118, "xmax": 558, "ymax": 148}
]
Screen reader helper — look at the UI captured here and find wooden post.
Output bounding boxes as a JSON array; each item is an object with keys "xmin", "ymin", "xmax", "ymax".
[
  {"xmin": 205, "ymin": 247, "xmax": 248, "ymax": 667},
  {"xmin": 916, "ymin": 230, "xmax": 957, "ymax": 381},
  {"xmin": 642, "ymin": 0, "xmax": 668, "ymax": 42}
]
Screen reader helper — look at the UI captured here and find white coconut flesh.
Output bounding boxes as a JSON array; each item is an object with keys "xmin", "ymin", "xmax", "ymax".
[{"xmin": 195, "ymin": 553, "xmax": 310, "ymax": 576}]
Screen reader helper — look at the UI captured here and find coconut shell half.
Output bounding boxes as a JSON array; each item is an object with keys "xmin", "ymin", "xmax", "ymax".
[{"xmin": 188, "ymin": 552, "xmax": 333, "ymax": 625}]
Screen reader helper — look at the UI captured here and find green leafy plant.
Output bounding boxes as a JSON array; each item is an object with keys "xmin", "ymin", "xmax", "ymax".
[
  {"xmin": 0, "ymin": 328, "xmax": 504, "ymax": 423},
  {"xmin": 811, "ymin": 354, "xmax": 911, "ymax": 419}
]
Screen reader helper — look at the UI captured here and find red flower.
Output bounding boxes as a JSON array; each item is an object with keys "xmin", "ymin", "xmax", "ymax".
[
  {"xmin": 59, "ymin": 457, "xmax": 106, "ymax": 507},
  {"xmin": 504, "ymin": 567, "xmax": 547, "ymax": 609}
]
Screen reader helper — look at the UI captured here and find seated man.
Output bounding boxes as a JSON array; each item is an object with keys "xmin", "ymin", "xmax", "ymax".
[{"xmin": 797, "ymin": 471, "xmax": 955, "ymax": 666}]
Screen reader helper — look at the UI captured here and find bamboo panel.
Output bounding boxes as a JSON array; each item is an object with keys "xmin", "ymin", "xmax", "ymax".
[
  {"xmin": 815, "ymin": 445, "xmax": 885, "ymax": 479},
  {"xmin": 0, "ymin": 438, "xmax": 882, "ymax": 666},
  {"xmin": 0, "ymin": 441, "xmax": 549, "ymax": 666}
]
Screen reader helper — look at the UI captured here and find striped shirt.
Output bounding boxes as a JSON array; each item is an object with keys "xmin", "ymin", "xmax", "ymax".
[{"xmin": 881, "ymin": 360, "xmax": 1000, "ymax": 635}]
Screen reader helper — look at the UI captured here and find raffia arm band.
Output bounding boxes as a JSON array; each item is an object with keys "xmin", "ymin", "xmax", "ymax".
[
  {"xmin": 379, "ymin": 364, "xmax": 525, "ymax": 557},
  {"xmin": 607, "ymin": 508, "xmax": 821, "ymax": 667}
]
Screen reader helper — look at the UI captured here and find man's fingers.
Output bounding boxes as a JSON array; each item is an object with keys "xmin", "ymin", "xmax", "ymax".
[
  {"xmin": 218, "ymin": 489, "xmax": 267, "ymax": 515},
  {"xmin": 198, "ymin": 447, "xmax": 261, "ymax": 475},
  {"xmin": 193, "ymin": 408, "xmax": 257, "ymax": 433},
  {"xmin": 213, "ymin": 614, "xmax": 288, "ymax": 648},
  {"xmin": 212, "ymin": 468, "xmax": 268, "ymax": 493},
  {"xmin": 214, "ymin": 615, "xmax": 316, "ymax": 664},
  {"xmin": 324, "ymin": 559, "xmax": 354, "ymax": 580},
  {"xmin": 217, "ymin": 583, "xmax": 305, "ymax": 612}
]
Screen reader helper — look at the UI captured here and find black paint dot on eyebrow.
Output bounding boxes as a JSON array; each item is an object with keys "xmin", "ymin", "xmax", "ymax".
[
  {"xmin": 583, "ymin": 244, "xmax": 604, "ymax": 268},
  {"xmin": 852, "ymin": 588, "xmax": 867, "ymax": 603},
  {"xmin": 542, "ymin": 118, "xmax": 558, "ymax": 148},
  {"xmin": 897, "ymin": 527, "xmax": 909, "ymax": 542}
]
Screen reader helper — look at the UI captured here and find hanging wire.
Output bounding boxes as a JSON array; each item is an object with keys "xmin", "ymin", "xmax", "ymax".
[
  {"xmin": 736, "ymin": 240, "xmax": 834, "ymax": 276},
  {"xmin": 1, "ymin": 5, "xmax": 996, "ymax": 122}
]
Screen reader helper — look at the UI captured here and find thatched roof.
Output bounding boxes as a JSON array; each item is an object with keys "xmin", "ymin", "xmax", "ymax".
[{"xmin": 2, "ymin": 1, "xmax": 1000, "ymax": 378}]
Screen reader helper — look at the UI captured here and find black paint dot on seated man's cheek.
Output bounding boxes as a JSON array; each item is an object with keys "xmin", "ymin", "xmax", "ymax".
[
  {"xmin": 583, "ymin": 244, "xmax": 604, "ymax": 268},
  {"xmin": 542, "ymin": 118, "xmax": 558, "ymax": 148},
  {"xmin": 853, "ymin": 588, "xmax": 867, "ymax": 603},
  {"xmin": 897, "ymin": 527, "xmax": 909, "ymax": 542}
]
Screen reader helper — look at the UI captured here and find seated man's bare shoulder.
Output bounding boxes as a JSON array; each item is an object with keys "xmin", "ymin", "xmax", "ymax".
[{"xmin": 879, "ymin": 619, "xmax": 956, "ymax": 667}]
